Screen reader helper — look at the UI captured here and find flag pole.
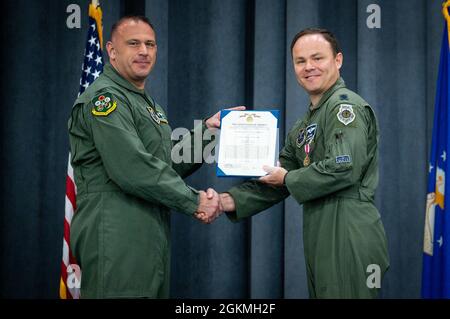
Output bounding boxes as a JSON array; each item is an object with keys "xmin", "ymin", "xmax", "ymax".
[
  {"xmin": 444, "ymin": 1, "xmax": 450, "ymax": 47},
  {"xmin": 89, "ymin": 0, "xmax": 103, "ymax": 49}
]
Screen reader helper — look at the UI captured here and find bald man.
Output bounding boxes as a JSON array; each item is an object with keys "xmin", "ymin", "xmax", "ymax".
[{"xmin": 68, "ymin": 15, "xmax": 225, "ymax": 298}]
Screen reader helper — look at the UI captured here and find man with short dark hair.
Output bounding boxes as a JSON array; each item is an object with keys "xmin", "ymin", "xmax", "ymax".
[
  {"xmin": 218, "ymin": 28, "xmax": 390, "ymax": 298},
  {"xmin": 67, "ymin": 15, "xmax": 237, "ymax": 298}
]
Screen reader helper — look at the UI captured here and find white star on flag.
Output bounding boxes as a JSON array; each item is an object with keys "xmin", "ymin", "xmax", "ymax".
[
  {"xmin": 429, "ymin": 164, "xmax": 434, "ymax": 173},
  {"xmin": 441, "ymin": 151, "xmax": 446, "ymax": 162},
  {"xmin": 84, "ymin": 66, "xmax": 91, "ymax": 76},
  {"xmin": 88, "ymin": 36, "xmax": 96, "ymax": 46},
  {"xmin": 91, "ymin": 23, "xmax": 96, "ymax": 31},
  {"xmin": 438, "ymin": 236, "xmax": 444, "ymax": 247},
  {"xmin": 86, "ymin": 51, "xmax": 94, "ymax": 61},
  {"xmin": 92, "ymin": 69, "xmax": 101, "ymax": 80},
  {"xmin": 95, "ymin": 56, "xmax": 102, "ymax": 65}
]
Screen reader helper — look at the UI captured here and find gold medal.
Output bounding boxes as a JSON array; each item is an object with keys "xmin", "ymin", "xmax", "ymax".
[
  {"xmin": 303, "ymin": 143, "xmax": 311, "ymax": 167},
  {"xmin": 303, "ymin": 155, "xmax": 310, "ymax": 167}
]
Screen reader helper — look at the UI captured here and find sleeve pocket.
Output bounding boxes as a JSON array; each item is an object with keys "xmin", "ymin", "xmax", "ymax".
[{"xmin": 325, "ymin": 129, "xmax": 353, "ymax": 172}]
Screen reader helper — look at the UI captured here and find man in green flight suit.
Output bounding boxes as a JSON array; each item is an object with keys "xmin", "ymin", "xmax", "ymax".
[
  {"xmin": 68, "ymin": 15, "xmax": 238, "ymax": 298},
  {"xmin": 216, "ymin": 28, "xmax": 390, "ymax": 298}
]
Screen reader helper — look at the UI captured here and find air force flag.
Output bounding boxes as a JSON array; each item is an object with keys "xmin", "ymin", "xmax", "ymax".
[{"xmin": 421, "ymin": 1, "xmax": 450, "ymax": 299}]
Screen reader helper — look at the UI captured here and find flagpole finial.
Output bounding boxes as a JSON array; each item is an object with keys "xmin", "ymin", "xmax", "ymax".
[
  {"xmin": 443, "ymin": 1, "xmax": 450, "ymax": 20},
  {"xmin": 89, "ymin": 0, "xmax": 103, "ymax": 49},
  {"xmin": 444, "ymin": 1, "xmax": 450, "ymax": 48}
]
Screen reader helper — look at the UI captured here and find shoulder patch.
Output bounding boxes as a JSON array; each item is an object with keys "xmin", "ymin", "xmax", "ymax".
[
  {"xmin": 337, "ymin": 104, "xmax": 355, "ymax": 126},
  {"xmin": 91, "ymin": 93, "xmax": 117, "ymax": 116}
]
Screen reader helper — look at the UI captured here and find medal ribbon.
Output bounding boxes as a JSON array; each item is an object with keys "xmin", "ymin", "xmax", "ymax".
[{"xmin": 304, "ymin": 143, "xmax": 310, "ymax": 157}]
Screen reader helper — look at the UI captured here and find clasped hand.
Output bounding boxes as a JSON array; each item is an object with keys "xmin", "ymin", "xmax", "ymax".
[
  {"xmin": 194, "ymin": 162, "xmax": 287, "ymax": 224},
  {"xmin": 195, "ymin": 190, "xmax": 236, "ymax": 224}
]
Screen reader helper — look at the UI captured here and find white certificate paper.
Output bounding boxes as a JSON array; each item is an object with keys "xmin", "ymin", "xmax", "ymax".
[{"xmin": 217, "ymin": 110, "xmax": 279, "ymax": 177}]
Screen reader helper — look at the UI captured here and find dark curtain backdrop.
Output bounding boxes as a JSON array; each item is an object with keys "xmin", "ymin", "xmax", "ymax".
[{"xmin": 0, "ymin": 0, "xmax": 442, "ymax": 298}]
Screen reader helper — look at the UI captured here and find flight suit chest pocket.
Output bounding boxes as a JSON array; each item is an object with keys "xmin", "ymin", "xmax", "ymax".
[
  {"xmin": 135, "ymin": 103, "xmax": 173, "ymax": 162},
  {"xmin": 134, "ymin": 103, "xmax": 164, "ymax": 154},
  {"xmin": 153, "ymin": 106, "xmax": 172, "ymax": 161}
]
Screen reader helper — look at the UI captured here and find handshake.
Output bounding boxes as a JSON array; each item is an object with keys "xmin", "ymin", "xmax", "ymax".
[{"xmin": 194, "ymin": 189, "xmax": 235, "ymax": 224}]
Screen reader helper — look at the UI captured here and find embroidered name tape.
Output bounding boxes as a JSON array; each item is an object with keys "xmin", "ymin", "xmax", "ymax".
[{"xmin": 336, "ymin": 155, "xmax": 352, "ymax": 164}]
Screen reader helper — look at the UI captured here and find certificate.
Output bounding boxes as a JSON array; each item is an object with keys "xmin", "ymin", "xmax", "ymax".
[{"xmin": 217, "ymin": 110, "xmax": 279, "ymax": 177}]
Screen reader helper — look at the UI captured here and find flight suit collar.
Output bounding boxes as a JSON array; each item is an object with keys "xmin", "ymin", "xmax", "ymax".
[
  {"xmin": 103, "ymin": 63, "xmax": 146, "ymax": 95},
  {"xmin": 309, "ymin": 77, "xmax": 346, "ymax": 110}
]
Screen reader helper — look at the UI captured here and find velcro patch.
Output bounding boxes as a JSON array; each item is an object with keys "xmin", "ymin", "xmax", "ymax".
[
  {"xmin": 156, "ymin": 111, "xmax": 168, "ymax": 124},
  {"xmin": 336, "ymin": 155, "xmax": 351, "ymax": 164},
  {"xmin": 296, "ymin": 123, "xmax": 317, "ymax": 148},
  {"xmin": 337, "ymin": 104, "xmax": 355, "ymax": 126},
  {"xmin": 91, "ymin": 93, "xmax": 117, "ymax": 116}
]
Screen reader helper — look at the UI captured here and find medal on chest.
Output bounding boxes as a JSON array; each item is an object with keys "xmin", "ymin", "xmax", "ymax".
[
  {"xmin": 296, "ymin": 123, "xmax": 317, "ymax": 167},
  {"xmin": 303, "ymin": 143, "xmax": 311, "ymax": 167}
]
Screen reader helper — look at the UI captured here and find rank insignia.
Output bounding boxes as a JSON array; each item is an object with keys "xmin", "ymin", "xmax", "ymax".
[
  {"xmin": 91, "ymin": 93, "xmax": 117, "ymax": 116},
  {"xmin": 339, "ymin": 94, "xmax": 348, "ymax": 101},
  {"xmin": 337, "ymin": 104, "xmax": 355, "ymax": 126},
  {"xmin": 147, "ymin": 106, "xmax": 161, "ymax": 124},
  {"xmin": 296, "ymin": 129, "xmax": 305, "ymax": 147}
]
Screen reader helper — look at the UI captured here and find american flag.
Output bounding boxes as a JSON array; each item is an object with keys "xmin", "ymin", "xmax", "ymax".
[{"xmin": 59, "ymin": 1, "xmax": 104, "ymax": 299}]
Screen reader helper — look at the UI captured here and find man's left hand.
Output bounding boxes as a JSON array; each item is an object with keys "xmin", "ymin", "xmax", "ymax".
[
  {"xmin": 259, "ymin": 164, "xmax": 287, "ymax": 187},
  {"xmin": 205, "ymin": 106, "xmax": 246, "ymax": 129}
]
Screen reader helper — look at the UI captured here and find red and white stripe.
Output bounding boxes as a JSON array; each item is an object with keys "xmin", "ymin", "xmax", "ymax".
[{"xmin": 60, "ymin": 154, "xmax": 80, "ymax": 299}]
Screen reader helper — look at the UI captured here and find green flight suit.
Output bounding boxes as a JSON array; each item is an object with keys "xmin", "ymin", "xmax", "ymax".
[
  {"xmin": 227, "ymin": 78, "xmax": 389, "ymax": 299},
  {"xmin": 68, "ymin": 64, "xmax": 207, "ymax": 298}
]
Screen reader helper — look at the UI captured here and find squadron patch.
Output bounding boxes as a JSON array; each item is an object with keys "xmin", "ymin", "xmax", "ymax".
[
  {"xmin": 337, "ymin": 104, "xmax": 355, "ymax": 126},
  {"xmin": 156, "ymin": 111, "xmax": 168, "ymax": 124},
  {"xmin": 296, "ymin": 123, "xmax": 317, "ymax": 148},
  {"xmin": 91, "ymin": 93, "xmax": 117, "ymax": 116},
  {"xmin": 147, "ymin": 106, "xmax": 161, "ymax": 124}
]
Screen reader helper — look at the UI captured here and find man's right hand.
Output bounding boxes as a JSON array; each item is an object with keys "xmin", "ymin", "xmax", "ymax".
[
  {"xmin": 219, "ymin": 193, "xmax": 235, "ymax": 212},
  {"xmin": 195, "ymin": 188, "xmax": 221, "ymax": 224}
]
